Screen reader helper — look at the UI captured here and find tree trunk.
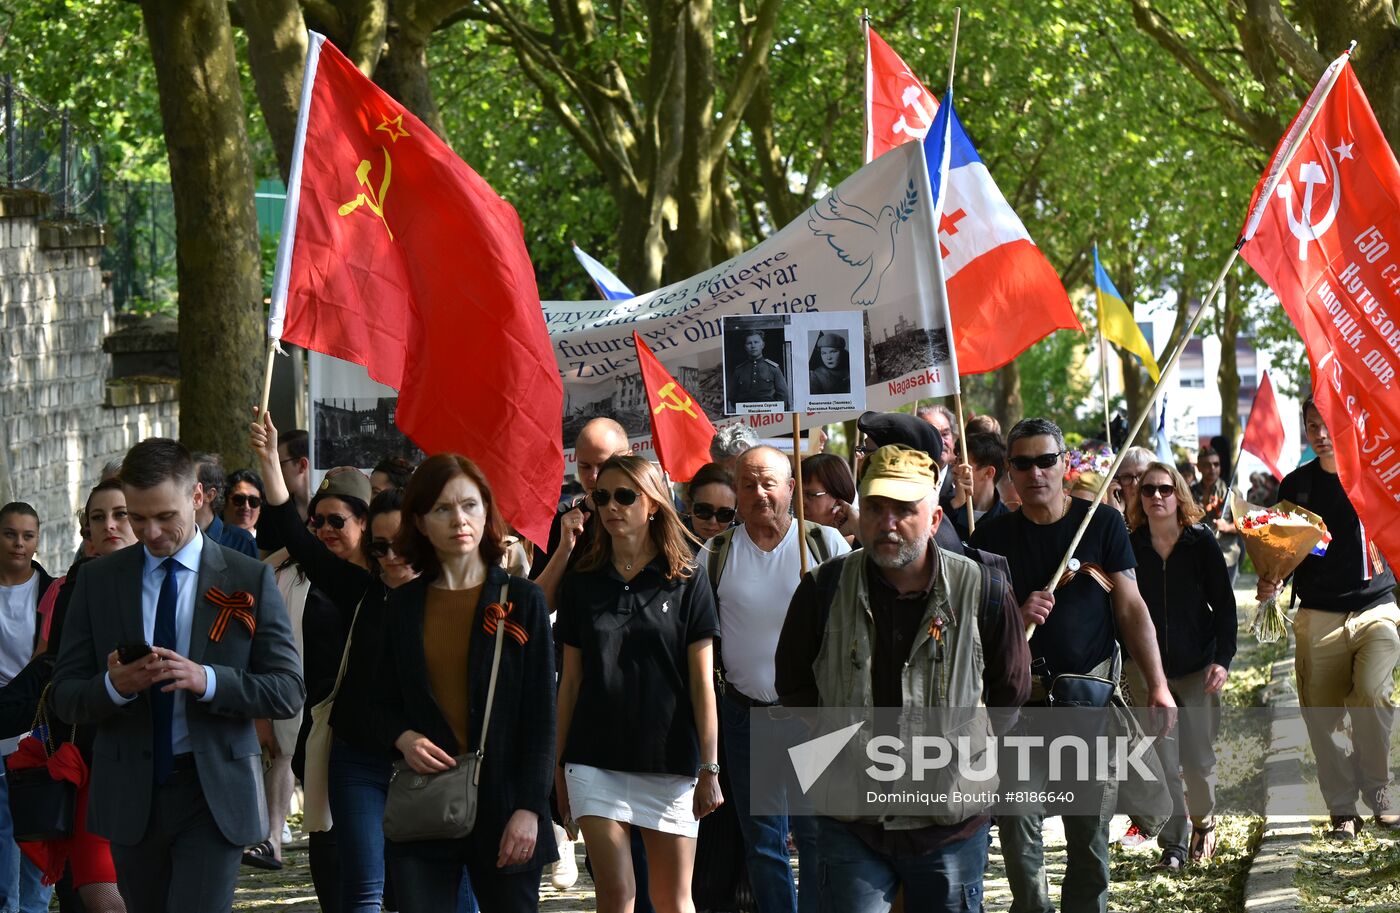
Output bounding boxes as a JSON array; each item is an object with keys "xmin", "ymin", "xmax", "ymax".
[
  {"xmin": 996, "ymin": 360, "xmax": 1023, "ymax": 429},
  {"xmin": 374, "ymin": 22, "xmax": 446, "ymax": 139},
  {"xmin": 1217, "ymin": 271, "xmax": 1243, "ymax": 467},
  {"xmin": 141, "ymin": 0, "xmax": 263, "ymax": 468},
  {"xmin": 235, "ymin": 0, "xmax": 307, "ymax": 184},
  {"xmin": 670, "ymin": 0, "xmax": 717, "ymax": 280}
]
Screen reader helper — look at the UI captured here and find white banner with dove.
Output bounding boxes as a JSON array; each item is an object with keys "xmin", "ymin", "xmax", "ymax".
[{"xmin": 543, "ymin": 141, "xmax": 956, "ymax": 450}]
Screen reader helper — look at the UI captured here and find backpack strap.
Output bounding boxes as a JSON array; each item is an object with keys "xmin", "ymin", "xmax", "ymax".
[
  {"xmin": 706, "ymin": 527, "xmax": 737, "ymax": 599},
  {"xmin": 802, "ymin": 520, "xmax": 836, "ymax": 567}
]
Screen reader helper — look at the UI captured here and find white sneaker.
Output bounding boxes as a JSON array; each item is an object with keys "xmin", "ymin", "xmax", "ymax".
[
  {"xmin": 550, "ymin": 823, "xmax": 578, "ymax": 890},
  {"xmin": 282, "ymin": 822, "xmax": 294, "ymax": 844}
]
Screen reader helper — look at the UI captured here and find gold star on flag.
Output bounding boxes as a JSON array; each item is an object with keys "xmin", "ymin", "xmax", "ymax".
[{"xmin": 376, "ymin": 114, "xmax": 409, "ymax": 142}]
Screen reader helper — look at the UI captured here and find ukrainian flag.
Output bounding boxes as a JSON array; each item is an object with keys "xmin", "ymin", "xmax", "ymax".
[{"xmin": 1094, "ymin": 246, "xmax": 1160, "ymax": 382}]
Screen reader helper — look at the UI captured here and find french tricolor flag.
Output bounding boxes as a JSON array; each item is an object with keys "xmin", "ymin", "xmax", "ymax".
[{"xmin": 868, "ymin": 29, "xmax": 1081, "ymax": 374}]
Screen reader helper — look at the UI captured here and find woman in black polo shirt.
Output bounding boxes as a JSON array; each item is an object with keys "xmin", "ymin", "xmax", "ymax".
[{"xmin": 555, "ymin": 455, "xmax": 724, "ymax": 913}]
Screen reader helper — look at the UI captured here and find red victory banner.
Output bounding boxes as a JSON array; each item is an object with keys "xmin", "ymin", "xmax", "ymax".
[
  {"xmin": 1240, "ymin": 52, "xmax": 1400, "ymax": 563},
  {"xmin": 633, "ymin": 333, "xmax": 715, "ymax": 482},
  {"xmin": 267, "ymin": 33, "xmax": 562, "ymax": 546}
]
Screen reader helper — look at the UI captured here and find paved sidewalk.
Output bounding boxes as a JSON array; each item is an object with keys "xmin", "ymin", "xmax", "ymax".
[{"xmin": 1242, "ymin": 634, "xmax": 1308, "ymax": 913}]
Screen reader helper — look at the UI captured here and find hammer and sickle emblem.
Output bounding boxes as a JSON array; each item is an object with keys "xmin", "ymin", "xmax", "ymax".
[
  {"xmin": 652, "ymin": 382, "xmax": 697, "ymax": 419},
  {"xmin": 1275, "ymin": 143, "xmax": 1345, "ymax": 262},
  {"xmin": 338, "ymin": 148, "xmax": 396, "ymax": 241}
]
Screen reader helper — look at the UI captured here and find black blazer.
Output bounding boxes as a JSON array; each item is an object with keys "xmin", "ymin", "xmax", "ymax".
[{"xmin": 376, "ymin": 565, "xmax": 557, "ymax": 870}]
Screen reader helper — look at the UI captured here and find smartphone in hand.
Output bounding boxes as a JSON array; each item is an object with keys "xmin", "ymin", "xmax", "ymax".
[{"xmin": 116, "ymin": 642, "xmax": 152, "ymax": 665}]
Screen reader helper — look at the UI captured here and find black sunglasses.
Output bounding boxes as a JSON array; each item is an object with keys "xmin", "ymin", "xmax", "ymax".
[
  {"xmin": 591, "ymin": 487, "xmax": 640, "ymax": 508},
  {"xmin": 1141, "ymin": 484, "xmax": 1177, "ymax": 499},
  {"xmin": 1008, "ymin": 451, "xmax": 1065, "ymax": 472},
  {"xmin": 229, "ymin": 494, "xmax": 262, "ymax": 510},
  {"xmin": 691, "ymin": 503, "xmax": 737, "ymax": 524},
  {"xmin": 309, "ymin": 513, "xmax": 349, "ymax": 530},
  {"xmin": 367, "ymin": 539, "xmax": 395, "ymax": 559}
]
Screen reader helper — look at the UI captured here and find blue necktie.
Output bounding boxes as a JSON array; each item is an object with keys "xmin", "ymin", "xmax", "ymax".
[{"xmin": 152, "ymin": 558, "xmax": 178, "ymax": 785}]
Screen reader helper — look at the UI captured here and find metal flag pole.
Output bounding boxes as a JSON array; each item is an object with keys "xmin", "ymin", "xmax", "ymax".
[
  {"xmin": 942, "ymin": 8, "xmax": 975, "ymax": 537},
  {"xmin": 861, "ymin": 9, "xmax": 872, "ymax": 164},
  {"xmin": 1026, "ymin": 45, "xmax": 1355, "ymax": 640},
  {"xmin": 1099, "ymin": 324, "xmax": 1113, "ymax": 446}
]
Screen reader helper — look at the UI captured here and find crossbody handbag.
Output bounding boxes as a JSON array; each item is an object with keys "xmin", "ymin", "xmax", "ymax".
[
  {"xmin": 300, "ymin": 594, "xmax": 367, "ymax": 833},
  {"xmin": 383, "ymin": 583, "xmax": 509, "ymax": 842},
  {"xmin": 7, "ymin": 683, "xmax": 77, "ymax": 842},
  {"xmin": 1046, "ymin": 644, "xmax": 1120, "ymax": 709}
]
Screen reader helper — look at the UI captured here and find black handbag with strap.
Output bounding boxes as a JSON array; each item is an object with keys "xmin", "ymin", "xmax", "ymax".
[
  {"xmin": 7, "ymin": 683, "xmax": 77, "ymax": 842},
  {"xmin": 382, "ymin": 583, "xmax": 510, "ymax": 843}
]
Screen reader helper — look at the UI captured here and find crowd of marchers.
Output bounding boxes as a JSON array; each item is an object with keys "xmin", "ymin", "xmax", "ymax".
[{"xmin": 0, "ymin": 393, "xmax": 1388, "ymax": 913}]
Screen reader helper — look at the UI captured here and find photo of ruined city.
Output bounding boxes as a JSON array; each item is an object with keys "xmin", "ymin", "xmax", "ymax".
[{"xmin": 313, "ymin": 397, "xmax": 426, "ymax": 470}]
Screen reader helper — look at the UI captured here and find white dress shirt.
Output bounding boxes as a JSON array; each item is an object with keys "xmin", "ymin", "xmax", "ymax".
[{"xmin": 104, "ymin": 532, "xmax": 218, "ymax": 755}]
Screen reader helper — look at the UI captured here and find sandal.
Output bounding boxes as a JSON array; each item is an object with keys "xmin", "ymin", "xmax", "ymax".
[
  {"xmin": 1151, "ymin": 850, "xmax": 1186, "ymax": 873},
  {"xmin": 241, "ymin": 840, "xmax": 283, "ymax": 871},
  {"xmin": 1325, "ymin": 815, "xmax": 1362, "ymax": 843},
  {"xmin": 1189, "ymin": 822, "xmax": 1217, "ymax": 863}
]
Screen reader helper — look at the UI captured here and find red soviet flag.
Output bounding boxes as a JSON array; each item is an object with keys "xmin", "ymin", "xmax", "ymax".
[
  {"xmin": 1240, "ymin": 52, "xmax": 1400, "ymax": 564},
  {"xmin": 268, "ymin": 33, "xmax": 563, "ymax": 547},
  {"xmin": 1240, "ymin": 370, "xmax": 1287, "ymax": 481},
  {"xmin": 633, "ymin": 333, "xmax": 715, "ymax": 483},
  {"xmin": 866, "ymin": 27, "xmax": 938, "ymax": 163}
]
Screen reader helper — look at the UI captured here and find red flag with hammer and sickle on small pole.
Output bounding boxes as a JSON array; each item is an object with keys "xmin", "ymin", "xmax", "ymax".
[
  {"xmin": 1240, "ymin": 50, "xmax": 1400, "ymax": 570},
  {"xmin": 633, "ymin": 333, "xmax": 716, "ymax": 483}
]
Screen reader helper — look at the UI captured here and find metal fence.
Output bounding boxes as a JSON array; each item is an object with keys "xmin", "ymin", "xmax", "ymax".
[
  {"xmin": 0, "ymin": 75, "xmax": 179, "ymax": 312},
  {"xmin": 0, "ymin": 75, "xmax": 104, "ymax": 220},
  {"xmin": 104, "ymin": 180, "xmax": 178, "ymax": 314}
]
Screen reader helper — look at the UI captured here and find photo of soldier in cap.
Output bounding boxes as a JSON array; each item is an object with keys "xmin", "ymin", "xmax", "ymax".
[
  {"xmin": 723, "ymin": 315, "xmax": 792, "ymax": 414},
  {"xmin": 807, "ymin": 330, "xmax": 851, "ymax": 395}
]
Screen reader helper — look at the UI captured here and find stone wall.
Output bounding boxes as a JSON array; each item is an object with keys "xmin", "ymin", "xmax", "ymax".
[{"xmin": 0, "ymin": 190, "xmax": 178, "ymax": 573}]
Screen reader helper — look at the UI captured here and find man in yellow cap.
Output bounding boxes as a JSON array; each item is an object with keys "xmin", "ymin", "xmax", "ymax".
[{"xmin": 775, "ymin": 445, "xmax": 1030, "ymax": 913}]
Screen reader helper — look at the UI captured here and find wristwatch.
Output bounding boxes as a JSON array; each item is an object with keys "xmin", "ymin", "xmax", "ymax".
[{"xmin": 698, "ymin": 762, "xmax": 721, "ymax": 776}]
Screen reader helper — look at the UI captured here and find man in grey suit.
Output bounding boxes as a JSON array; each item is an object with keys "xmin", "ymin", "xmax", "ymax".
[{"xmin": 52, "ymin": 438, "xmax": 304, "ymax": 913}]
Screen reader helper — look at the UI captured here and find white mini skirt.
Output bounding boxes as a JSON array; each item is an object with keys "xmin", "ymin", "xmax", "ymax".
[{"xmin": 564, "ymin": 763, "xmax": 700, "ymax": 838}]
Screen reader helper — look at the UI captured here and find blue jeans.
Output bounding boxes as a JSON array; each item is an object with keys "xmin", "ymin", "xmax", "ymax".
[
  {"xmin": 330, "ymin": 740, "xmax": 477, "ymax": 913},
  {"xmin": 721, "ymin": 693, "xmax": 819, "ymax": 913},
  {"xmin": 815, "ymin": 817, "xmax": 988, "ymax": 913},
  {"xmin": 0, "ymin": 768, "xmax": 53, "ymax": 913}
]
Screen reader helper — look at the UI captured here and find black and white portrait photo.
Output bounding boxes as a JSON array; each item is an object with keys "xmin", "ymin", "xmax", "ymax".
[
  {"xmin": 722, "ymin": 315, "xmax": 792, "ymax": 414},
  {"xmin": 807, "ymin": 329, "xmax": 851, "ymax": 396}
]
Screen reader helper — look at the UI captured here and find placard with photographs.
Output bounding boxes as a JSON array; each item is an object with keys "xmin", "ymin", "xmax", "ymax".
[{"xmin": 721, "ymin": 312, "xmax": 867, "ymax": 415}]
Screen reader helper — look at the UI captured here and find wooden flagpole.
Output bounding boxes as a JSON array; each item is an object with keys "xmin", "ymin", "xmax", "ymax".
[
  {"xmin": 259, "ymin": 339, "xmax": 278, "ymax": 417},
  {"xmin": 793, "ymin": 413, "xmax": 809, "ymax": 577}
]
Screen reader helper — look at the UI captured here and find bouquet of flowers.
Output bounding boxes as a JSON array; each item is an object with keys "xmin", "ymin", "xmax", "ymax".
[
  {"xmin": 1065, "ymin": 446, "xmax": 1115, "ymax": 486},
  {"xmin": 1231, "ymin": 494, "xmax": 1330, "ymax": 643}
]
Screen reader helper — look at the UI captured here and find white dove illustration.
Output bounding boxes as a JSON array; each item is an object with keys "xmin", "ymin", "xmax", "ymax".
[{"xmin": 808, "ymin": 191, "xmax": 903, "ymax": 307}]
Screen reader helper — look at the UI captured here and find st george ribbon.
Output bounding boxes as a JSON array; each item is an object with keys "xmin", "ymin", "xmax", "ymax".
[{"xmin": 544, "ymin": 140, "xmax": 956, "ymax": 449}]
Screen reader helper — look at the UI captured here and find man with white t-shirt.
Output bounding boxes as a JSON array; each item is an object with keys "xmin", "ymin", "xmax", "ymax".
[
  {"xmin": 0, "ymin": 502, "xmax": 54, "ymax": 913},
  {"xmin": 704, "ymin": 446, "xmax": 848, "ymax": 913}
]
